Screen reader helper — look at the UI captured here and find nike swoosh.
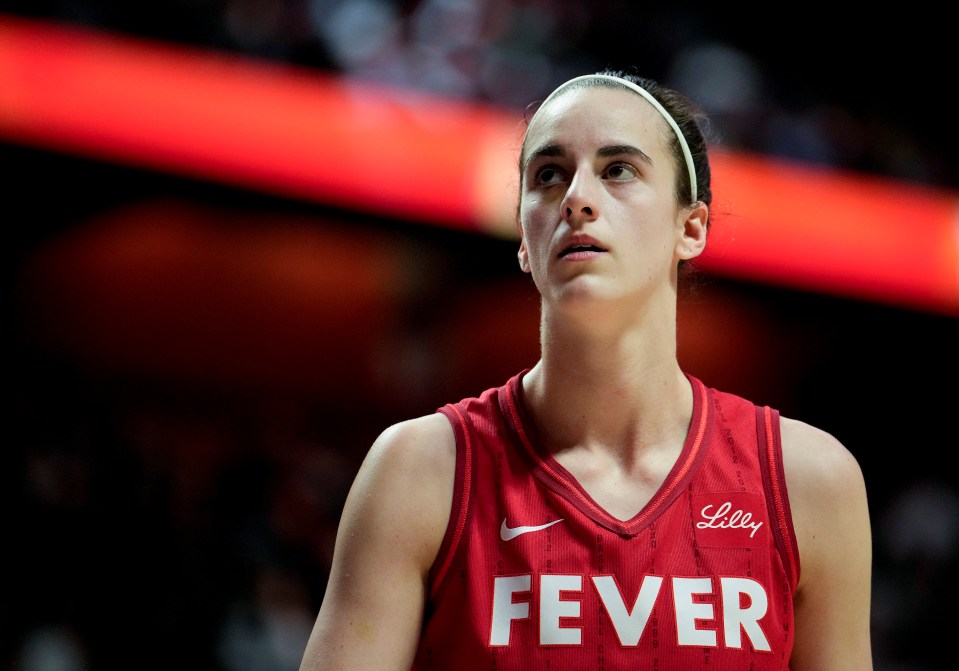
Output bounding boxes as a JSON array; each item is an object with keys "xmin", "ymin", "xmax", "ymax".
[{"xmin": 500, "ymin": 517, "xmax": 564, "ymax": 541}]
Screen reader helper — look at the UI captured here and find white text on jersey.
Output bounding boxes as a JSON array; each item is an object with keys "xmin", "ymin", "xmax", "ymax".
[{"xmin": 489, "ymin": 574, "xmax": 770, "ymax": 651}]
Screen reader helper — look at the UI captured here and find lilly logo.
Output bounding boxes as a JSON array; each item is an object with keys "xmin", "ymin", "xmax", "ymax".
[
  {"xmin": 696, "ymin": 501, "xmax": 763, "ymax": 538},
  {"xmin": 692, "ymin": 492, "xmax": 768, "ymax": 548}
]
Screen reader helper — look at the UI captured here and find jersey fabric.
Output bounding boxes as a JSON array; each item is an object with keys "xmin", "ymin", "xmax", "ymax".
[{"xmin": 412, "ymin": 370, "xmax": 799, "ymax": 670}]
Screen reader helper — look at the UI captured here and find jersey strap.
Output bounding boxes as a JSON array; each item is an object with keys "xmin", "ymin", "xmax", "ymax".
[{"xmin": 756, "ymin": 404, "xmax": 800, "ymax": 592}]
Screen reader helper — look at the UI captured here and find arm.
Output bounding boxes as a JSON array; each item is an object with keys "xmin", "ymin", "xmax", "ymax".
[
  {"xmin": 780, "ymin": 416, "xmax": 874, "ymax": 670},
  {"xmin": 299, "ymin": 413, "xmax": 455, "ymax": 671}
]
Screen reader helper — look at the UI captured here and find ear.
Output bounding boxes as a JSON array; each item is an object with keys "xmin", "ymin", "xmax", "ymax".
[
  {"xmin": 517, "ymin": 235, "xmax": 532, "ymax": 273},
  {"xmin": 676, "ymin": 202, "xmax": 708, "ymax": 261}
]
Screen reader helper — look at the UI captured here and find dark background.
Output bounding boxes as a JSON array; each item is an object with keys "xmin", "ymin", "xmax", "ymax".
[{"xmin": 5, "ymin": 4, "xmax": 958, "ymax": 670}]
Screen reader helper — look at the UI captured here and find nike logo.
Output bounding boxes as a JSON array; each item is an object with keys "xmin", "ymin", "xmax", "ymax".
[{"xmin": 500, "ymin": 517, "xmax": 564, "ymax": 541}]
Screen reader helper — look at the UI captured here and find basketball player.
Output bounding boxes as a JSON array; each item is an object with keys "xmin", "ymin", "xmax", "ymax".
[{"xmin": 298, "ymin": 70, "xmax": 874, "ymax": 670}]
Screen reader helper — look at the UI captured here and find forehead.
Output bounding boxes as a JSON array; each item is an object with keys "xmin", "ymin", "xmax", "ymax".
[{"xmin": 524, "ymin": 85, "xmax": 669, "ymax": 157}]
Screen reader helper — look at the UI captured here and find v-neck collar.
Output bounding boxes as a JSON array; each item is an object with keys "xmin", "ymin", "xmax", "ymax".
[{"xmin": 499, "ymin": 370, "xmax": 712, "ymax": 537}]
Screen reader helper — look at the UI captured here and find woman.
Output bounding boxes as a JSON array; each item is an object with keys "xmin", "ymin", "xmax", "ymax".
[{"xmin": 298, "ymin": 69, "xmax": 873, "ymax": 670}]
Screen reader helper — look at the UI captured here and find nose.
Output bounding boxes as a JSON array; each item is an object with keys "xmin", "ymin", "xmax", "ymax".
[{"xmin": 561, "ymin": 172, "xmax": 599, "ymax": 225}]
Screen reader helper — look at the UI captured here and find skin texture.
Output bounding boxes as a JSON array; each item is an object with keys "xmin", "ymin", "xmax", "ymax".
[{"xmin": 298, "ymin": 83, "xmax": 874, "ymax": 671}]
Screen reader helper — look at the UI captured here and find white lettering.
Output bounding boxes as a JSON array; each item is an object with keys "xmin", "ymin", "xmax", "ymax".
[
  {"xmin": 540, "ymin": 574, "xmax": 582, "ymax": 644},
  {"xmin": 487, "ymin": 573, "xmax": 771, "ymax": 650},
  {"xmin": 673, "ymin": 577, "xmax": 716, "ymax": 646},
  {"xmin": 592, "ymin": 575, "xmax": 664, "ymax": 646},
  {"xmin": 721, "ymin": 577, "xmax": 770, "ymax": 651},
  {"xmin": 697, "ymin": 501, "xmax": 763, "ymax": 537},
  {"xmin": 490, "ymin": 575, "xmax": 531, "ymax": 645}
]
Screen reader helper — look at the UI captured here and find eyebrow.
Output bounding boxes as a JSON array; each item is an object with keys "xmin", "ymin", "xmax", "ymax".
[
  {"xmin": 523, "ymin": 143, "xmax": 563, "ymax": 171},
  {"xmin": 523, "ymin": 143, "xmax": 653, "ymax": 171},
  {"xmin": 598, "ymin": 144, "xmax": 652, "ymax": 165}
]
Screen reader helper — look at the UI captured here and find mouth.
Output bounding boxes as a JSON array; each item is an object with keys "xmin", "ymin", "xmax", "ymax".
[{"xmin": 559, "ymin": 243, "xmax": 607, "ymax": 258}]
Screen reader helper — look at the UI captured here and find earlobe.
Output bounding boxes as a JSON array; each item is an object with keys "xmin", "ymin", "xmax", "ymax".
[{"xmin": 678, "ymin": 203, "xmax": 708, "ymax": 260}]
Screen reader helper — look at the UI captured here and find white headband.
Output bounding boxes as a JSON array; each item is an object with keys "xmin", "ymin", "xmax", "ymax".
[{"xmin": 530, "ymin": 74, "xmax": 698, "ymax": 203}]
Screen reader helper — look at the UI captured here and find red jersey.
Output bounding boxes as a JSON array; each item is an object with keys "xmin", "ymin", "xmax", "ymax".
[{"xmin": 413, "ymin": 371, "xmax": 799, "ymax": 670}]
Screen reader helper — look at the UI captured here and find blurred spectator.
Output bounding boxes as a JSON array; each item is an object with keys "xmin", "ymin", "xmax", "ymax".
[
  {"xmin": 14, "ymin": 625, "xmax": 90, "ymax": 671},
  {"xmin": 217, "ymin": 562, "xmax": 315, "ymax": 671},
  {"xmin": 872, "ymin": 479, "xmax": 959, "ymax": 669},
  {"xmin": 666, "ymin": 41, "xmax": 766, "ymax": 151}
]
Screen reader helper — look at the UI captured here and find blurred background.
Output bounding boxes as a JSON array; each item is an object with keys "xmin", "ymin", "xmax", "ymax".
[{"xmin": 4, "ymin": 3, "xmax": 958, "ymax": 670}]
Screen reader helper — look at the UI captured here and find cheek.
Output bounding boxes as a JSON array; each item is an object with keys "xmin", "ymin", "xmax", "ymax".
[
  {"xmin": 518, "ymin": 191, "xmax": 541, "ymax": 222},
  {"xmin": 518, "ymin": 220, "xmax": 550, "ymax": 279},
  {"xmin": 518, "ymin": 200, "xmax": 547, "ymax": 244}
]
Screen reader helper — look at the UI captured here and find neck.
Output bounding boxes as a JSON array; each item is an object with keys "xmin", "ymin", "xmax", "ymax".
[{"xmin": 522, "ymin": 309, "xmax": 693, "ymax": 457}]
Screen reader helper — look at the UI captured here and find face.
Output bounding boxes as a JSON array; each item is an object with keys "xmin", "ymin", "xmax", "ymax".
[{"xmin": 517, "ymin": 84, "xmax": 706, "ymax": 315}]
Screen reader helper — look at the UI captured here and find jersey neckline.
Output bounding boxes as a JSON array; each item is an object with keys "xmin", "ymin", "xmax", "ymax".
[{"xmin": 499, "ymin": 370, "xmax": 712, "ymax": 537}]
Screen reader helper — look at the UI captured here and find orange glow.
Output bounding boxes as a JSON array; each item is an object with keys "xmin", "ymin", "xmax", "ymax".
[
  {"xmin": 1, "ymin": 14, "xmax": 957, "ymax": 315},
  {"xmin": 705, "ymin": 151, "xmax": 959, "ymax": 315}
]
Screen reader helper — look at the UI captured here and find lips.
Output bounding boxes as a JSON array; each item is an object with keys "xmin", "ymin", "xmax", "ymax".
[
  {"xmin": 559, "ymin": 244, "xmax": 604, "ymax": 257},
  {"xmin": 559, "ymin": 236, "xmax": 607, "ymax": 258}
]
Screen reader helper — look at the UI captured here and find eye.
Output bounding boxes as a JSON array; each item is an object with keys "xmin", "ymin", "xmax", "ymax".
[
  {"xmin": 604, "ymin": 162, "xmax": 638, "ymax": 181},
  {"xmin": 534, "ymin": 165, "xmax": 566, "ymax": 186}
]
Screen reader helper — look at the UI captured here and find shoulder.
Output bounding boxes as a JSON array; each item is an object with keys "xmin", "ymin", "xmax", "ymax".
[
  {"xmin": 775, "ymin": 422, "xmax": 874, "ymax": 666},
  {"xmin": 362, "ymin": 413, "xmax": 456, "ymax": 503},
  {"xmin": 371, "ymin": 412, "xmax": 456, "ymax": 464},
  {"xmin": 346, "ymin": 413, "xmax": 457, "ymax": 566},
  {"xmin": 304, "ymin": 413, "xmax": 458, "ymax": 669},
  {"xmin": 778, "ymin": 416, "xmax": 871, "ymax": 591},
  {"xmin": 779, "ymin": 416, "xmax": 865, "ymax": 502}
]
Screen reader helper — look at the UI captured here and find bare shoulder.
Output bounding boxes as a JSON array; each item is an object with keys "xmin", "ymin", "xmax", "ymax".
[
  {"xmin": 367, "ymin": 412, "xmax": 456, "ymax": 479},
  {"xmin": 319, "ymin": 412, "xmax": 456, "ymax": 617},
  {"xmin": 359, "ymin": 413, "xmax": 456, "ymax": 526},
  {"xmin": 349, "ymin": 412, "xmax": 457, "ymax": 562},
  {"xmin": 301, "ymin": 413, "xmax": 458, "ymax": 671},
  {"xmin": 779, "ymin": 416, "xmax": 866, "ymax": 499},
  {"xmin": 778, "ymin": 415, "xmax": 871, "ymax": 590},
  {"xmin": 778, "ymin": 416, "xmax": 874, "ymax": 669}
]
